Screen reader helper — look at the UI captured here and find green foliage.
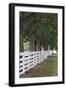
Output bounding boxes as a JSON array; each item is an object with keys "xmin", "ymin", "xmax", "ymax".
[{"xmin": 20, "ymin": 12, "xmax": 58, "ymax": 50}]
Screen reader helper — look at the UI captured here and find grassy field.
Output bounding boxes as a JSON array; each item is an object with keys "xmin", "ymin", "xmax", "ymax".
[{"xmin": 20, "ymin": 55, "xmax": 58, "ymax": 78}]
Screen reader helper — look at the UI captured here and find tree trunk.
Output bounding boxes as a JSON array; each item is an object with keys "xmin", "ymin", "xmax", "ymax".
[
  {"xmin": 38, "ymin": 41, "xmax": 42, "ymax": 51},
  {"xmin": 35, "ymin": 40, "xmax": 37, "ymax": 51},
  {"xmin": 30, "ymin": 35, "xmax": 36, "ymax": 51},
  {"xmin": 43, "ymin": 39, "xmax": 48, "ymax": 51},
  {"xmin": 36, "ymin": 39, "xmax": 42, "ymax": 51},
  {"xmin": 20, "ymin": 33, "xmax": 24, "ymax": 52}
]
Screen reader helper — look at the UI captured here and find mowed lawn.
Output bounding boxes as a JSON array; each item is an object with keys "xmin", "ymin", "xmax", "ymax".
[{"xmin": 20, "ymin": 55, "xmax": 58, "ymax": 78}]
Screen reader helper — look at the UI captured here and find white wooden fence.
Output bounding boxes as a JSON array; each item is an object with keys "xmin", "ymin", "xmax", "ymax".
[{"xmin": 19, "ymin": 50, "xmax": 52, "ymax": 75}]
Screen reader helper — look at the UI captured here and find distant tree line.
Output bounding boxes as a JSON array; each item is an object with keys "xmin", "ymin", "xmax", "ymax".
[{"xmin": 20, "ymin": 12, "xmax": 57, "ymax": 52}]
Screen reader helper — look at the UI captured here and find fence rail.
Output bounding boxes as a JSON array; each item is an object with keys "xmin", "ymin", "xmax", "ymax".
[{"xmin": 19, "ymin": 50, "xmax": 52, "ymax": 75}]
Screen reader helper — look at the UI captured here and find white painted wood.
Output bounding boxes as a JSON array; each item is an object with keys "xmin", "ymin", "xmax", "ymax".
[{"xmin": 19, "ymin": 50, "xmax": 52, "ymax": 75}]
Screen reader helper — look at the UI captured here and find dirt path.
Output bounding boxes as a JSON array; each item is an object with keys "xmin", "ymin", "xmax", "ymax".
[{"xmin": 20, "ymin": 55, "xmax": 58, "ymax": 78}]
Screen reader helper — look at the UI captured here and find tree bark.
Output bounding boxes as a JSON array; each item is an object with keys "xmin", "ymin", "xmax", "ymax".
[
  {"xmin": 43, "ymin": 38, "xmax": 48, "ymax": 50},
  {"xmin": 20, "ymin": 33, "xmax": 24, "ymax": 52},
  {"xmin": 38, "ymin": 41, "xmax": 42, "ymax": 51},
  {"xmin": 30, "ymin": 35, "xmax": 36, "ymax": 51},
  {"xmin": 35, "ymin": 39, "xmax": 42, "ymax": 51}
]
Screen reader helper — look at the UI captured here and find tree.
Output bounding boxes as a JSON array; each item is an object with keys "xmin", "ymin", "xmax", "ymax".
[{"xmin": 20, "ymin": 12, "xmax": 58, "ymax": 52}]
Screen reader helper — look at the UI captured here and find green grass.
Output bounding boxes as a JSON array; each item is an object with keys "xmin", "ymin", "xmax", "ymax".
[{"xmin": 20, "ymin": 55, "xmax": 58, "ymax": 78}]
